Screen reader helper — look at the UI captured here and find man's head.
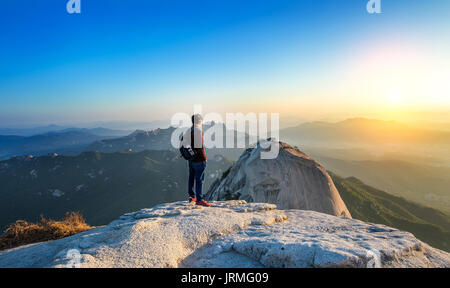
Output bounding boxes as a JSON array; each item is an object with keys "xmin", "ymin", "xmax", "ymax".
[{"xmin": 191, "ymin": 114, "xmax": 203, "ymax": 126}]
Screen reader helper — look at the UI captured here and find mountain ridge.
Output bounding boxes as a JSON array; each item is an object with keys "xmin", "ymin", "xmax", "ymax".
[
  {"xmin": 0, "ymin": 128, "xmax": 130, "ymax": 160},
  {"xmin": 280, "ymin": 117, "xmax": 450, "ymax": 145}
]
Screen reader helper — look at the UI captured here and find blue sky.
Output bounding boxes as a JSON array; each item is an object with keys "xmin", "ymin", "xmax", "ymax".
[{"xmin": 1, "ymin": 0, "xmax": 449, "ymax": 126}]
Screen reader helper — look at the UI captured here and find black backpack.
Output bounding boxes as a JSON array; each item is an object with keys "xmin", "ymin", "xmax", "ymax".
[{"xmin": 179, "ymin": 128, "xmax": 196, "ymax": 161}]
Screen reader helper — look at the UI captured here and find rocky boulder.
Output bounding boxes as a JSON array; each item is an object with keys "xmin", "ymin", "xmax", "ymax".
[{"xmin": 205, "ymin": 141, "xmax": 351, "ymax": 218}]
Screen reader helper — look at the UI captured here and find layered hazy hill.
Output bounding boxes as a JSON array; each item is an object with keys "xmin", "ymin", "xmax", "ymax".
[
  {"xmin": 0, "ymin": 125, "xmax": 70, "ymax": 137},
  {"xmin": 0, "ymin": 150, "xmax": 233, "ymax": 231},
  {"xmin": 0, "ymin": 128, "xmax": 130, "ymax": 160},
  {"xmin": 86, "ymin": 128, "xmax": 175, "ymax": 152},
  {"xmin": 86, "ymin": 124, "xmax": 251, "ymax": 160},
  {"xmin": 280, "ymin": 118, "xmax": 450, "ymax": 146}
]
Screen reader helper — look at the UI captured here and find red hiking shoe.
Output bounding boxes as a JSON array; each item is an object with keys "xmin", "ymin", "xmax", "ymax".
[
  {"xmin": 189, "ymin": 197, "xmax": 197, "ymax": 203},
  {"xmin": 196, "ymin": 200, "xmax": 211, "ymax": 207}
]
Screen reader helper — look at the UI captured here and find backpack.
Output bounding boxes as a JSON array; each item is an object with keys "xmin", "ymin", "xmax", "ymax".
[{"xmin": 179, "ymin": 128, "xmax": 196, "ymax": 161}]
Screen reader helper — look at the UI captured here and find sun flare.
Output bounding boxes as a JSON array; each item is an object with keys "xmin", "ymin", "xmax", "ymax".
[{"xmin": 387, "ymin": 89, "xmax": 406, "ymax": 108}]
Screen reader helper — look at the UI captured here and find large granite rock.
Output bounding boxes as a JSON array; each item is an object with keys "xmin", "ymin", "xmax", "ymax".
[
  {"xmin": 205, "ymin": 141, "xmax": 352, "ymax": 218},
  {"xmin": 0, "ymin": 201, "xmax": 448, "ymax": 268}
]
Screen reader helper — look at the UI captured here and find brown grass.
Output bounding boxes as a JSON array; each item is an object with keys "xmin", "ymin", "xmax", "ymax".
[{"xmin": 0, "ymin": 212, "xmax": 93, "ymax": 251}]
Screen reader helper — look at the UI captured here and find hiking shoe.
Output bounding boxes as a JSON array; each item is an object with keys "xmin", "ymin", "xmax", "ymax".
[
  {"xmin": 189, "ymin": 197, "xmax": 197, "ymax": 203},
  {"xmin": 196, "ymin": 200, "xmax": 211, "ymax": 207}
]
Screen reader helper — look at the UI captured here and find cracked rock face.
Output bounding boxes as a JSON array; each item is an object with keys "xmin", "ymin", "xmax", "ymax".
[
  {"xmin": 205, "ymin": 141, "xmax": 352, "ymax": 218},
  {"xmin": 0, "ymin": 201, "xmax": 448, "ymax": 268}
]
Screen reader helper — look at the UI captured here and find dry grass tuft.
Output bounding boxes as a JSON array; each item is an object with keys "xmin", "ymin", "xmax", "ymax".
[{"xmin": 0, "ymin": 212, "xmax": 93, "ymax": 251}]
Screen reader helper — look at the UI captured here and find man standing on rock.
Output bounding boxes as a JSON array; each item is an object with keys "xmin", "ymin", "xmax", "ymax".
[{"xmin": 181, "ymin": 114, "xmax": 211, "ymax": 207}]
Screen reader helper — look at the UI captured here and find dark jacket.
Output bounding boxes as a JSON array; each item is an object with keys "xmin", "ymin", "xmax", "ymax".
[{"xmin": 182, "ymin": 126, "xmax": 207, "ymax": 162}]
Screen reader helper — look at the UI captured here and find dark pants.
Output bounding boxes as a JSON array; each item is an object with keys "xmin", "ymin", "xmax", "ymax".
[{"xmin": 188, "ymin": 161, "xmax": 206, "ymax": 202}]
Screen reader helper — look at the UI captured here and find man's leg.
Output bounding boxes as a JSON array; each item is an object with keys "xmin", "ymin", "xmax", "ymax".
[
  {"xmin": 188, "ymin": 161, "xmax": 195, "ymax": 198},
  {"xmin": 193, "ymin": 162, "xmax": 206, "ymax": 202}
]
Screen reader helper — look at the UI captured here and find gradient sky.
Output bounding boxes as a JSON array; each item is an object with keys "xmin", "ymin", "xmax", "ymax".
[{"xmin": 0, "ymin": 0, "xmax": 449, "ymax": 126}]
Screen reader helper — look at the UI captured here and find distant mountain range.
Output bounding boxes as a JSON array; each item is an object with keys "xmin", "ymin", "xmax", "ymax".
[
  {"xmin": 3, "ymin": 117, "xmax": 448, "ymax": 162},
  {"xmin": 0, "ymin": 128, "xmax": 131, "ymax": 160},
  {"xmin": 0, "ymin": 122, "xmax": 159, "ymax": 137},
  {"xmin": 86, "ymin": 123, "xmax": 251, "ymax": 161},
  {"xmin": 0, "ymin": 149, "xmax": 233, "ymax": 232},
  {"xmin": 280, "ymin": 118, "xmax": 450, "ymax": 146},
  {"xmin": 0, "ymin": 123, "xmax": 252, "ymax": 161},
  {"xmin": 0, "ymin": 125, "xmax": 70, "ymax": 137},
  {"xmin": 80, "ymin": 120, "xmax": 171, "ymax": 131},
  {"xmin": 86, "ymin": 128, "xmax": 176, "ymax": 152},
  {"xmin": 56, "ymin": 127, "xmax": 131, "ymax": 137}
]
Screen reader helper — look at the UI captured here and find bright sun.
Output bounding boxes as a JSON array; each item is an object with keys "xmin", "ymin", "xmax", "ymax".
[{"xmin": 387, "ymin": 89, "xmax": 405, "ymax": 107}]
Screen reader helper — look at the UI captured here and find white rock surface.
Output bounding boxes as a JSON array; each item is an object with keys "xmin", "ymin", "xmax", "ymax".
[
  {"xmin": 206, "ymin": 141, "xmax": 352, "ymax": 218},
  {"xmin": 0, "ymin": 201, "xmax": 448, "ymax": 268}
]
